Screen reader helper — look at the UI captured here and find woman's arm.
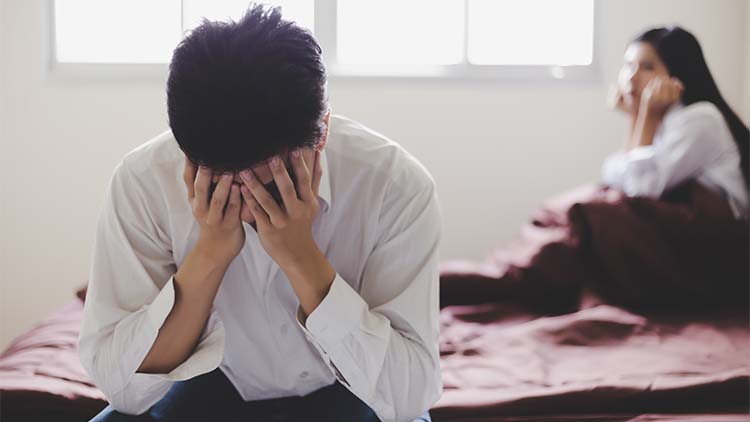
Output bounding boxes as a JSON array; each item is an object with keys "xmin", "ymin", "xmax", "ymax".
[
  {"xmin": 627, "ymin": 76, "xmax": 684, "ymax": 150},
  {"xmin": 603, "ymin": 103, "xmax": 728, "ymax": 198}
]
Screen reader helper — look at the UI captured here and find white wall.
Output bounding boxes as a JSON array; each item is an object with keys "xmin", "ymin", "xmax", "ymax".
[
  {"xmin": 1, "ymin": 0, "xmax": 748, "ymax": 348},
  {"xmin": 0, "ymin": 0, "xmax": 9, "ymax": 349}
]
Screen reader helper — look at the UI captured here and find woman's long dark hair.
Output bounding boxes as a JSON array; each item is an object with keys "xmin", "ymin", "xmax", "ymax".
[{"xmin": 635, "ymin": 26, "xmax": 749, "ymax": 188}]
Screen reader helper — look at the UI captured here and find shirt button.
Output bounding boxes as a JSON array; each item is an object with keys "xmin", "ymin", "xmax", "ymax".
[
  {"xmin": 280, "ymin": 324, "xmax": 289, "ymax": 335},
  {"xmin": 299, "ymin": 371, "xmax": 309, "ymax": 379}
]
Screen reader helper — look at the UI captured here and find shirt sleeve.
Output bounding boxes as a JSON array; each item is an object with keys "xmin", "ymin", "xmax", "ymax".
[
  {"xmin": 78, "ymin": 160, "xmax": 225, "ymax": 415},
  {"xmin": 601, "ymin": 107, "xmax": 727, "ymax": 198},
  {"xmin": 295, "ymin": 174, "xmax": 443, "ymax": 422}
]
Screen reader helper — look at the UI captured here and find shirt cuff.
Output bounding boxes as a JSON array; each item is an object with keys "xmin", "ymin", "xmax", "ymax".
[
  {"xmin": 158, "ymin": 309, "xmax": 225, "ymax": 381},
  {"xmin": 621, "ymin": 146, "xmax": 660, "ymax": 197},
  {"xmin": 295, "ymin": 274, "xmax": 367, "ymax": 354},
  {"xmin": 135, "ymin": 277, "xmax": 226, "ymax": 382},
  {"xmin": 145, "ymin": 277, "xmax": 176, "ymax": 332},
  {"xmin": 602, "ymin": 147, "xmax": 659, "ymax": 195},
  {"xmin": 625, "ymin": 145, "xmax": 656, "ymax": 162}
]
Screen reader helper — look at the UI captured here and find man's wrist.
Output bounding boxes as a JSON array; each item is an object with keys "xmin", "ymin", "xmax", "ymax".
[
  {"xmin": 177, "ymin": 243, "xmax": 233, "ymax": 293},
  {"xmin": 280, "ymin": 243, "xmax": 336, "ymax": 316},
  {"xmin": 193, "ymin": 239, "xmax": 236, "ymax": 268},
  {"xmin": 285, "ymin": 247, "xmax": 335, "ymax": 289}
]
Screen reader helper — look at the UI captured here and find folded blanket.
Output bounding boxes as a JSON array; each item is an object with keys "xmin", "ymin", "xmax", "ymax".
[{"xmin": 440, "ymin": 181, "xmax": 749, "ymax": 312}]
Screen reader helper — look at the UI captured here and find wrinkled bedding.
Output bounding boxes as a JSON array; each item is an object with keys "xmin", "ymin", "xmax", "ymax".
[
  {"xmin": 0, "ymin": 300, "xmax": 107, "ymax": 421},
  {"xmin": 431, "ymin": 302, "xmax": 749, "ymax": 421},
  {"xmin": 434, "ymin": 181, "xmax": 749, "ymax": 421}
]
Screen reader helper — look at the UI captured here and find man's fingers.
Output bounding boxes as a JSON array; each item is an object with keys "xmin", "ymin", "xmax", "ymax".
[
  {"xmin": 194, "ymin": 166, "xmax": 213, "ymax": 216},
  {"xmin": 241, "ymin": 185, "xmax": 271, "ymax": 227},
  {"xmin": 312, "ymin": 150, "xmax": 322, "ymax": 199},
  {"xmin": 223, "ymin": 184, "xmax": 242, "ymax": 223},
  {"xmin": 183, "ymin": 157, "xmax": 198, "ymax": 201},
  {"xmin": 240, "ymin": 168, "xmax": 284, "ymax": 224},
  {"xmin": 292, "ymin": 149, "xmax": 314, "ymax": 202},
  {"xmin": 240, "ymin": 198, "xmax": 256, "ymax": 224},
  {"xmin": 269, "ymin": 155, "xmax": 299, "ymax": 208},
  {"xmin": 206, "ymin": 173, "xmax": 233, "ymax": 225}
]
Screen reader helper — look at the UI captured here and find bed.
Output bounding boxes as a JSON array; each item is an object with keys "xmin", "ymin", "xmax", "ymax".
[
  {"xmin": 1, "ymin": 182, "xmax": 748, "ymax": 421},
  {"xmin": 1, "ymin": 289, "xmax": 748, "ymax": 421}
]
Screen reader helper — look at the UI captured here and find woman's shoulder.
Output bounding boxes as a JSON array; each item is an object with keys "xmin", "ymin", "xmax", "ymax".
[
  {"xmin": 659, "ymin": 101, "xmax": 734, "ymax": 146},
  {"xmin": 667, "ymin": 101, "xmax": 725, "ymax": 129}
]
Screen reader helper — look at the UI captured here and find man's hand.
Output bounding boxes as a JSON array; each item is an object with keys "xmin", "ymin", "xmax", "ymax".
[
  {"xmin": 138, "ymin": 158, "xmax": 245, "ymax": 375},
  {"xmin": 238, "ymin": 149, "xmax": 322, "ymax": 266},
  {"xmin": 183, "ymin": 158, "xmax": 245, "ymax": 266},
  {"xmin": 239, "ymin": 148, "xmax": 335, "ymax": 317}
]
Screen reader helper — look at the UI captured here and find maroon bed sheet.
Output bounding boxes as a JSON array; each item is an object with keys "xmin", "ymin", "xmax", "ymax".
[
  {"xmin": 434, "ymin": 181, "xmax": 749, "ymax": 421},
  {"xmin": 430, "ymin": 301, "xmax": 749, "ymax": 421},
  {"xmin": 0, "ymin": 299, "xmax": 107, "ymax": 421},
  {"xmin": 3, "ymin": 297, "xmax": 745, "ymax": 421}
]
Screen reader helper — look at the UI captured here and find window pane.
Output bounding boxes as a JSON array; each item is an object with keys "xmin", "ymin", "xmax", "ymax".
[
  {"xmin": 54, "ymin": 0, "xmax": 181, "ymax": 63},
  {"xmin": 183, "ymin": 0, "xmax": 314, "ymax": 33},
  {"xmin": 467, "ymin": 0, "xmax": 593, "ymax": 65},
  {"xmin": 337, "ymin": 0, "xmax": 464, "ymax": 66}
]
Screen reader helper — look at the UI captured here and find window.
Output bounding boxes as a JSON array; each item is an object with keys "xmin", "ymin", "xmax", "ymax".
[
  {"xmin": 467, "ymin": 0, "xmax": 593, "ymax": 66},
  {"xmin": 336, "ymin": 1, "xmax": 464, "ymax": 67},
  {"xmin": 53, "ymin": 0, "xmax": 312, "ymax": 64},
  {"xmin": 53, "ymin": 0, "xmax": 182, "ymax": 64},
  {"xmin": 182, "ymin": 0, "xmax": 313, "ymax": 34},
  {"xmin": 52, "ymin": 0, "xmax": 596, "ymax": 79}
]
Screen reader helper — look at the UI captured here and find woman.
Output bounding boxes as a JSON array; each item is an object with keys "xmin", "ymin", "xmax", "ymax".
[
  {"xmin": 440, "ymin": 26, "xmax": 749, "ymax": 312},
  {"xmin": 604, "ymin": 26, "xmax": 749, "ymax": 220}
]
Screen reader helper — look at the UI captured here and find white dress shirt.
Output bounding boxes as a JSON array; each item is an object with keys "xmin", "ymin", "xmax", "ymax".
[
  {"xmin": 78, "ymin": 115, "xmax": 443, "ymax": 422},
  {"xmin": 602, "ymin": 102, "xmax": 748, "ymax": 220}
]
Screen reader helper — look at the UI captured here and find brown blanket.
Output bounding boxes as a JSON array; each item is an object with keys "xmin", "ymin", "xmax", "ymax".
[{"xmin": 440, "ymin": 181, "xmax": 749, "ymax": 312}]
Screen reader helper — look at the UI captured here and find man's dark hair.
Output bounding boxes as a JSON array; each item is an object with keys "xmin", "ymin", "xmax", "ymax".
[{"xmin": 167, "ymin": 3, "xmax": 327, "ymax": 173}]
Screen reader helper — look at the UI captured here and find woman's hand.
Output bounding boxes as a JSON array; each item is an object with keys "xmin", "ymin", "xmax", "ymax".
[
  {"xmin": 183, "ymin": 158, "xmax": 246, "ymax": 266},
  {"xmin": 640, "ymin": 76, "xmax": 684, "ymax": 117},
  {"xmin": 625, "ymin": 77, "xmax": 683, "ymax": 149}
]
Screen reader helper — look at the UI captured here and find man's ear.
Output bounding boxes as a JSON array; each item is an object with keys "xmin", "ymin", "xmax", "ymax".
[{"xmin": 316, "ymin": 109, "xmax": 331, "ymax": 151}]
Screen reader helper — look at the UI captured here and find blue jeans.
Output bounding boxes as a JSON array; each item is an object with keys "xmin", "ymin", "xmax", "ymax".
[{"xmin": 90, "ymin": 368, "xmax": 431, "ymax": 422}]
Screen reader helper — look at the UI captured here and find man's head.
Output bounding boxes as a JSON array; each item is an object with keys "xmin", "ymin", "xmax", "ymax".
[{"xmin": 167, "ymin": 3, "xmax": 328, "ymax": 175}]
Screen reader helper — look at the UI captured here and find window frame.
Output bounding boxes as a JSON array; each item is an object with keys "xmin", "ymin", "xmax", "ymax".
[{"xmin": 47, "ymin": 0, "xmax": 601, "ymax": 82}]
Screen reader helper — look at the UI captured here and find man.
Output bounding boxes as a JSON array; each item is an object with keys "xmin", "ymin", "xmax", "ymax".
[{"xmin": 80, "ymin": 4, "xmax": 441, "ymax": 422}]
